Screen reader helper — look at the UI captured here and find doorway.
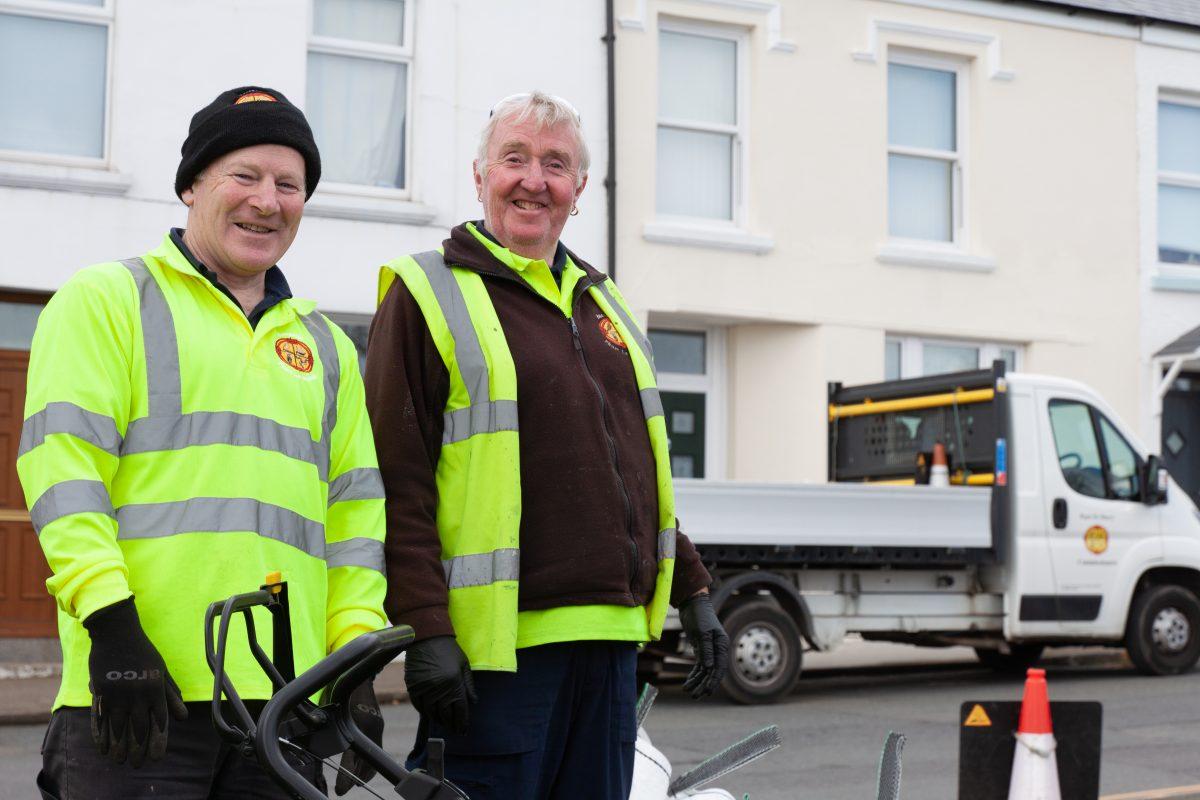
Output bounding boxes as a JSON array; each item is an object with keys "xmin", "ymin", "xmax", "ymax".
[
  {"xmin": 0, "ymin": 293, "xmax": 55, "ymax": 637},
  {"xmin": 1162, "ymin": 372, "xmax": 1200, "ymax": 507}
]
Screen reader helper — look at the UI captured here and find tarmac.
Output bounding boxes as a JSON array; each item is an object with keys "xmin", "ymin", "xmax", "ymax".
[
  {"xmin": 0, "ymin": 660, "xmax": 410, "ymax": 726},
  {"xmin": 3, "ymin": 635, "xmax": 1131, "ymax": 726}
]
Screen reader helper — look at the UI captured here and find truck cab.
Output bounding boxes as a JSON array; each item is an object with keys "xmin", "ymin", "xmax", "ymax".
[{"xmin": 1004, "ymin": 372, "xmax": 1200, "ymax": 674}]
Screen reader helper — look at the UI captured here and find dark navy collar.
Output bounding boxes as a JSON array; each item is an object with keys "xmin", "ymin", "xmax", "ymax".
[{"xmin": 170, "ymin": 228, "xmax": 292, "ymax": 329}]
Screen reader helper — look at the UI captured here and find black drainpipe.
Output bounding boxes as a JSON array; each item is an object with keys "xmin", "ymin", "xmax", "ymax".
[{"xmin": 603, "ymin": 0, "xmax": 617, "ymax": 279}]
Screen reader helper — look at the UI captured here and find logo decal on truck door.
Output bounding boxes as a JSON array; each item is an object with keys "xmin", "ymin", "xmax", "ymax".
[{"xmin": 1084, "ymin": 525, "xmax": 1109, "ymax": 555}]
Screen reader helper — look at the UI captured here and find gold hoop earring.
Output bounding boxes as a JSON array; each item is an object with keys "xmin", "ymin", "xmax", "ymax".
[{"xmin": 569, "ymin": 206, "xmax": 579, "ymax": 216}]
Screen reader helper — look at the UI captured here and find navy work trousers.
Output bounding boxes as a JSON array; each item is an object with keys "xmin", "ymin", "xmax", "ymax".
[
  {"xmin": 407, "ymin": 640, "xmax": 638, "ymax": 800},
  {"xmin": 36, "ymin": 702, "xmax": 325, "ymax": 799}
]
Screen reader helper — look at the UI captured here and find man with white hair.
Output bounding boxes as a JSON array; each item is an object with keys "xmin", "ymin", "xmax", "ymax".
[{"xmin": 365, "ymin": 92, "xmax": 730, "ymax": 798}]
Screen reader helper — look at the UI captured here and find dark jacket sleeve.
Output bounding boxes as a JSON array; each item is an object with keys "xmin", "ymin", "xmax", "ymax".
[
  {"xmin": 364, "ymin": 279, "xmax": 453, "ymax": 641},
  {"xmin": 669, "ymin": 523, "xmax": 713, "ymax": 607}
]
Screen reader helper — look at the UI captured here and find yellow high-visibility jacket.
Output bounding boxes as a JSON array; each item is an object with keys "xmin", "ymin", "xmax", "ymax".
[{"xmin": 18, "ymin": 233, "xmax": 387, "ymax": 710}]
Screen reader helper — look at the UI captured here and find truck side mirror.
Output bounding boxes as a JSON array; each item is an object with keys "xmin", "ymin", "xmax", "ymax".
[{"xmin": 1143, "ymin": 455, "xmax": 1169, "ymax": 505}]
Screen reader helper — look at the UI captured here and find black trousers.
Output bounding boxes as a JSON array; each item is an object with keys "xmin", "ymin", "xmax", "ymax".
[
  {"xmin": 37, "ymin": 702, "xmax": 326, "ymax": 799},
  {"xmin": 407, "ymin": 641, "xmax": 638, "ymax": 800}
]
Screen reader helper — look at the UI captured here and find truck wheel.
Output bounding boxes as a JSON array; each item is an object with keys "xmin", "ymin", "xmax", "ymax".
[
  {"xmin": 1126, "ymin": 585, "xmax": 1200, "ymax": 675},
  {"xmin": 973, "ymin": 644, "xmax": 1044, "ymax": 674},
  {"xmin": 719, "ymin": 601, "xmax": 802, "ymax": 705}
]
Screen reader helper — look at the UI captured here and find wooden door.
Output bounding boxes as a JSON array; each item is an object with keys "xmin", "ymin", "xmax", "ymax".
[{"xmin": 0, "ymin": 348, "xmax": 55, "ymax": 636}]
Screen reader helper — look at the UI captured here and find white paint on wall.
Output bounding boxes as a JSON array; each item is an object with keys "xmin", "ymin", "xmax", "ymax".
[{"xmin": 0, "ymin": 0, "xmax": 609, "ymax": 316}]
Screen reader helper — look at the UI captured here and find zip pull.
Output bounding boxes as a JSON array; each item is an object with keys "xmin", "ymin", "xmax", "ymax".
[{"xmin": 569, "ymin": 317, "xmax": 582, "ymax": 350}]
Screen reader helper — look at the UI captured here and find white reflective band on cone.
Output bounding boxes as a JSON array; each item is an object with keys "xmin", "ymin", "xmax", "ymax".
[{"xmin": 1007, "ymin": 732, "xmax": 1062, "ymax": 800}]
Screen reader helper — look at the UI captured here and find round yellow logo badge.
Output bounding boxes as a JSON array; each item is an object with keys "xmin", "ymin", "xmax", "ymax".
[{"xmin": 1084, "ymin": 525, "xmax": 1109, "ymax": 555}]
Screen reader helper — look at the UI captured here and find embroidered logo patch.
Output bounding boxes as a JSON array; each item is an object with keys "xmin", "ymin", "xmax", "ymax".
[
  {"xmin": 235, "ymin": 90, "xmax": 277, "ymax": 105},
  {"xmin": 599, "ymin": 317, "xmax": 627, "ymax": 351},
  {"xmin": 275, "ymin": 338, "xmax": 314, "ymax": 373}
]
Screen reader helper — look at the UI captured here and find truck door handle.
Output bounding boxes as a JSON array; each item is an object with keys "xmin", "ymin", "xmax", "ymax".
[{"xmin": 1052, "ymin": 498, "xmax": 1068, "ymax": 529}]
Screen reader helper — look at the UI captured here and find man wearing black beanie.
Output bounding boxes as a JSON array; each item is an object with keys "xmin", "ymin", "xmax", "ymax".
[{"xmin": 22, "ymin": 86, "xmax": 390, "ymax": 798}]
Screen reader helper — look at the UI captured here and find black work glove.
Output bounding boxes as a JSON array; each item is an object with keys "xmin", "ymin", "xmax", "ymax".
[
  {"xmin": 83, "ymin": 597, "xmax": 188, "ymax": 766},
  {"xmin": 680, "ymin": 593, "xmax": 730, "ymax": 699},
  {"xmin": 335, "ymin": 680, "xmax": 384, "ymax": 795},
  {"xmin": 403, "ymin": 636, "xmax": 477, "ymax": 735}
]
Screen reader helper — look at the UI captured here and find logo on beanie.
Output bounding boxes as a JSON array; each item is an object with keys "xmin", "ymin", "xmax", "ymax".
[
  {"xmin": 275, "ymin": 338, "xmax": 314, "ymax": 373},
  {"xmin": 235, "ymin": 90, "xmax": 278, "ymax": 105}
]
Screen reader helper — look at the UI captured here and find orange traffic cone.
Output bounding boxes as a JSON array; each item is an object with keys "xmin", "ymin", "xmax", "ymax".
[
  {"xmin": 929, "ymin": 442, "xmax": 950, "ymax": 488},
  {"xmin": 1007, "ymin": 668, "xmax": 1062, "ymax": 800}
]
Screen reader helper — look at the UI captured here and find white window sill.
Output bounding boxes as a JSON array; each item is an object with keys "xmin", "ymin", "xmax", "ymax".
[
  {"xmin": 1152, "ymin": 264, "xmax": 1200, "ymax": 292},
  {"xmin": 0, "ymin": 160, "xmax": 131, "ymax": 196},
  {"xmin": 642, "ymin": 221, "xmax": 774, "ymax": 254},
  {"xmin": 876, "ymin": 241, "xmax": 997, "ymax": 273},
  {"xmin": 305, "ymin": 184, "xmax": 437, "ymax": 225}
]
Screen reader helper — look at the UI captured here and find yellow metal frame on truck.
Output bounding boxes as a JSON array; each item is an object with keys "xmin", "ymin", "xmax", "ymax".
[
  {"xmin": 868, "ymin": 473, "xmax": 996, "ymax": 487},
  {"xmin": 828, "ymin": 388, "xmax": 996, "ymax": 422}
]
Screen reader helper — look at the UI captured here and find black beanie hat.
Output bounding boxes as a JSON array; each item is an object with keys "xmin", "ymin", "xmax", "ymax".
[{"xmin": 175, "ymin": 86, "xmax": 321, "ymax": 200}]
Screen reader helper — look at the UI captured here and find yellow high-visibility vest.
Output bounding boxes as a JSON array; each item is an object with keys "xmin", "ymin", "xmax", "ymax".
[
  {"xmin": 19, "ymin": 234, "xmax": 387, "ymax": 710},
  {"xmin": 378, "ymin": 238, "xmax": 676, "ymax": 672}
]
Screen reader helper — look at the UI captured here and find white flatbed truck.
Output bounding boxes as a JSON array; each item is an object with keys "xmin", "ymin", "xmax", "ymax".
[{"xmin": 647, "ymin": 363, "xmax": 1200, "ymax": 704}]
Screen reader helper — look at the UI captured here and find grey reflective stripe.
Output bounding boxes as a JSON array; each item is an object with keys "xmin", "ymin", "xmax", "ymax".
[
  {"xmin": 328, "ymin": 467, "xmax": 385, "ymax": 506},
  {"xmin": 411, "ymin": 250, "xmax": 491, "ymax": 407},
  {"xmin": 19, "ymin": 402, "xmax": 122, "ymax": 458},
  {"xmin": 593, "ymin": 281, "xmax": 655, "ymax": 376},
  {"xmin": 301, "ymin": 312, "xmax": 339, "ymax": 478},
  {"xmin": 443, "ymin": 400, "xmax": 519, "ymax": 445},
  {"xmin": 658, "ymin": 528, "xmax": 676, "ymax": 561},
  {"xmin": 116, "ymin": 498, "xmax": 325, "ymax": 558},
  {"xmin": 442, "ymin": 548, "xmax": 520, "ymax": 589},
  {"xmin": 326, "ymin": 537, "xmax": 386, "ymax": 573},
  {"xmin": 121, "ymin": 258, "xmax": 182, "ymax": 417},
  {"xmin": 640, "ymin": 388, "xmax": 664, "ymax": 421},
  {"xmin": 29, "ymin": 480, "xmax": 115, "ymax": 534},
  {"xmin": 124, "ymin": 411, "xmax": 323, "ymax": 475},
  {"xmin": 409, "ymin": 251, "xmax": 515, "ymax": 444}
]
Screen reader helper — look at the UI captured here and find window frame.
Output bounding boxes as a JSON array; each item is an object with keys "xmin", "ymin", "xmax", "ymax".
[
  {"xmin": 1048, "ymin": 399, "xmax": 1144, "ymax": 503},
  {"xmin": 654, "ymin": 17, "xmax": 749, "ymax": 229},
  {"xmin": 0, "ymin": 0, "xmax": 114, "ymax": 169},
  {"xmin": 886, "ymin": 48, "xmax": 968, "ymax": 248},
  {"xmin": 648, "ymin": 324, "xmax": 727, "ymax": 480},
  {"xmin": 1096, "ymin": 413, "xmax": 1141, "ymax": 501},
  {"xmin": 306, "ymin": 0, "xmax": 415, "ymax": 198},
  {"xmin": 1156, "ymin": 92, "xmax": 1200, "ymax": 267},
  {"xmin": 885, "ymin": 334, "xmax": 1020, "ymax": 380}
]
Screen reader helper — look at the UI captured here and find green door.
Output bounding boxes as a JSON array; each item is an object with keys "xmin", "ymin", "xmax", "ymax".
[{"xmin": 662, "ymin": 391, "xmax": 705, "ymax": 478}]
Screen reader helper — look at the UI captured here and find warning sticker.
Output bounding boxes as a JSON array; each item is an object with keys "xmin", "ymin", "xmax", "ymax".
[{"xmin": 964, "ymin": 704, "xmax": 992, "ymax": 727}]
